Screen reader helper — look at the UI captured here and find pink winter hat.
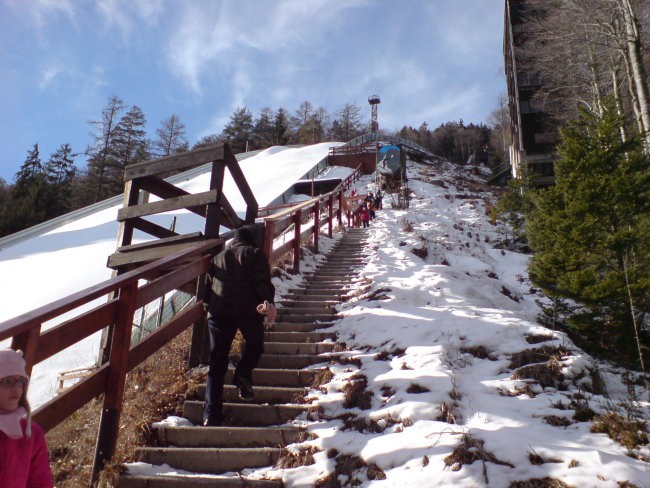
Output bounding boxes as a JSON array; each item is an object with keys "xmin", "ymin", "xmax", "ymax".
[{"xmin": 0, "ymin": 349, "xmax": 29, "ymax": 380}]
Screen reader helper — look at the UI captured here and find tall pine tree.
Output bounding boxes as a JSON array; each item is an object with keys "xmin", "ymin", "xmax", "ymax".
[
  {"xmin": 44, "ymin": 143, "xmax": 77, "ymax": 217},
  {"xmin": 152, "ymin": 114, "xmax": 188, "ymax": 158},
  {"xmin": 526, "ymin": 104, "xmax": 649, "ymax": 365},
  {"xmin": 85, "ymin": 96, "xmax": 126, "ymax": 203},
  {"xmin": 220, "ymin": 106, "xmax": 254, "ymax": 153}
]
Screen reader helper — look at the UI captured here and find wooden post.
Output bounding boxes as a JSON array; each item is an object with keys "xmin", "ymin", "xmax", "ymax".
[
  {"xmin": 312, "ymin": 202, "xmax": 319, "ymax": 254},
  {"xmin": 263, "ymin": 220, "xmax": 275, "ymax": 268},
  {"xmin": 327, "ymin": 195, "xmax": 333, "ymax": 238},
  {"xmin": 11, "ymin": 326, "xmax": 40, "ymax": 377},
  {"xmin": 337, "ymin": 191, "xmax": 344, "ymax": 230},
  {"xmin": 90, "ymin": 281, "xmax": 137, "ymax": 487},
  {"xmin": 98, "ymin": 180, "xmax": 141, "ymax": 367},
  {"xmin": 293, "ymin": 210, "xmax": 301, "ymax": 273}
]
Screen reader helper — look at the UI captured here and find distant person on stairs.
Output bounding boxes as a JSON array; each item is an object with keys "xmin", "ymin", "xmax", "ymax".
[
  {"xmin": 202, "ymin": 226, "xmax": 276, "ymax": 427},
  {"xmin": 359, "ymin": 202, "xmax": 371, "ymax": 228}
]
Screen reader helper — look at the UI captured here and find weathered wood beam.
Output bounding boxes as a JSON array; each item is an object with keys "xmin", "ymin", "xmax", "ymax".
[
  {"xmin": 124, "ymin": 145, "xmax": 224, "ymax": 181},
  {"xmin": 116, "ymin": 190, "xmax": 217, "ymax": 222},
  {"xmin": 117, "ymin": 232, "xmax": 203, "ymax": 253},
  {"xmin": 107, "ymin": 238, "xmax": 206, "ymax": 270},
  {"xmin": 225, "ymin": 151, "xmax": 258, "ymax": 222},
  {"xmin": 137, "ymin": 175, "xmax": 209, "ymax": 217},
  {"xmin": 130, "ymin": 217, "xmax": 178, "ymax": 239}
]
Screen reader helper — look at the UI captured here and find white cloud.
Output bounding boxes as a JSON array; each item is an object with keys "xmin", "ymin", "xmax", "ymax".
[
  {"xmin": 164, "ymin": 0, "xmax": 371, "ymax": 95},
  {"xmin": 38, "ymin": 66, "xmax": 60, "ymax": 91},
  {"xmin": 4, "ymin": 0, "xmax": 77, "ymax": 29},
  {"xmin": 96, "ymin": 0, "xmax": 164, "ymax": 40}
]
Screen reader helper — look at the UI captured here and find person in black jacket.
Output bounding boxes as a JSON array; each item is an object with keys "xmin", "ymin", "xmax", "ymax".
[{"xmin": 202, "ymin": 226, "xmax": 276, "ymax": 426}]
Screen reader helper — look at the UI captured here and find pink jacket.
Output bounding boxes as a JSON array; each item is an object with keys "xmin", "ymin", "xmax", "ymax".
[{"xmin": 0, "ymin": 420, "xmax": 53, "ymax": 488}]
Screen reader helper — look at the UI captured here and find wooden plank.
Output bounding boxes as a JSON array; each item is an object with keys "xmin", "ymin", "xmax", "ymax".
[
  {"xmin": 218, "ymin": 193, "xmax": 244, "ymax": 229},
  {"xmin": 107, "ymin": 239, "xmax": 208, "ymax": 269},
  {"xmin": 115, "ymin": 180, "xmax": 141, "ymax": 249},
  {"xmin": 117, "ymin": 232, "xmax": 204, "ymax": 252},
  {"xmin": 263, "ymin": 220, "xmax": 275, "ymax": 265},
  {"xmin": 128, "ymin": 302, "xmax": 203, "ymax": 370},
  {"xmin": 124, "ymin": 145, "xmax": 224, "ymax": 181},
  {"xmin": 33, "ymin": 365, "xmax": 109, "ymax": 432},
  {"xmin": 11, "ymin": 326, "xmax": 40, "ymax": 377},
  {"xmin": 136, "ymin": 255, "xmax": 210, "ymax": 308},
  {"xmin": 224, "ymin": 147, "xmax": 258, "ymax": 222},
  {"xmin": 137, "ymin": 176, "xmax": 210, "ymax": 217},
  {"xmin": 36, "ymin": 300, "xmax": 119, "ymax": 364},
  {"xmin": 204, "ymin": 159, "xmax": 226, "ymax": 239},
  {"xmin": 117, "ymin": 190, "xmax": 217, "ymax": 222},
  {"xmin": 293, "ymin": 210, "xmax": 301, "ymax": 273},
  {"xmin": 92, "ymin": 282, "xmax": 137, "ymax": 477},
  {"xmin": 263, "ymin": 197, "xmax": 319, "ymax": 222},
  {"xmin": 271, "ymin": 240, "xmax": 294, "ymax": 263},
  {"xmin": 131, "ymin": 217, "xmax": 178, "ymax": 239}
]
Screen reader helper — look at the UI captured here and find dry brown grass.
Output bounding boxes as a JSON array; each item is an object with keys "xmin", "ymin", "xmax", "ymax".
[
  {"xmin": 342, "ymin": 374, "xmax": 373, "ymax": 410},
  {"xmin": 508, "ymin": 346, "xmax": 571, "ymax": 370},
  {"xmin": 591, "ymin": 412, "xmax": 649, "ymax": 451},
  {"xmin": 315, "ymin": 453, "xmax": 386, "ymax": 487},
  {"xmin": 460, "ymin": 345, "xmax": 496, "ymax": 361},
  {"xmin": 444, "ymin": 434, "xmax": 514, "ymax": 484},
  {"xmin": 275, "ymin": 445, "xmax": 320, "ymax": 469},
  {"xmin": 508, "ymin": 478, "xmax": 575, "ymax": 488},
  {"xmin": 511, "ymin": 357, "xmax": 565, "ymax": 389},
  {"xmin": 47, "ymin": 328, "xmax": 195, "ymax": 487}
]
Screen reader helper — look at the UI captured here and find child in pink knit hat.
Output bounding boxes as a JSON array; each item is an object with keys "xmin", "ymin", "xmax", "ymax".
[{"xmin": 0, "ymin": 349, "xmax": 53, "ymax": 487}]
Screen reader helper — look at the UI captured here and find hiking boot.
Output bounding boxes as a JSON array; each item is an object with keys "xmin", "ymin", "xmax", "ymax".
[
  {"xmin": 233, "ymin": 375, "xmax": 255, "ymax": 401},
  {"xmin": 203, "ymin": 415, "xmax": 224, "ymax": 427}
]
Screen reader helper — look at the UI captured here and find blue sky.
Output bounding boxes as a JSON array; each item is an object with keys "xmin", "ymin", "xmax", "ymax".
[{"xmin": 0, "ymin": 0, "xmax": 505, "ymax": 183}]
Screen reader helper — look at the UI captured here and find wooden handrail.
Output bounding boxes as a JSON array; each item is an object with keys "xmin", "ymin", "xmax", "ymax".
[{"xmin": 0, "ymin": 161, "xmax": 364, "ymax": 487}]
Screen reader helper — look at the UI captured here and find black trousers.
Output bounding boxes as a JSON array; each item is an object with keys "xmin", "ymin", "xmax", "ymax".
[{"xmin": 203, "ymin": 314, "xmax": 265, "ymax": 423}]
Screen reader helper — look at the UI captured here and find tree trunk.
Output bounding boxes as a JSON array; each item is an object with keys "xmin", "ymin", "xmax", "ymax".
[{"xmin": 618, "ymin": 0, "xmax": 650, "ymax": 149}]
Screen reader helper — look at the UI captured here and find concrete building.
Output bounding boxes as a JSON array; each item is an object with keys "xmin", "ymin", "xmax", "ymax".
[{"xmin": 503, "ymin": 0, "xmax": 556, "ymax": 186}]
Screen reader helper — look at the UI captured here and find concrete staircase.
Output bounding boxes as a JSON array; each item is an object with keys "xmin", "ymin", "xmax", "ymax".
[{"xmin": 118, "ymin": 228, "xmax": 369, "ymax": 487}]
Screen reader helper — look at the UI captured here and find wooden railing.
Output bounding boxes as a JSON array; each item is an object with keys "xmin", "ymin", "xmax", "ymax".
[{"xmin": 0, "ymin": 162, "xmax": 364, "ymax": 487}]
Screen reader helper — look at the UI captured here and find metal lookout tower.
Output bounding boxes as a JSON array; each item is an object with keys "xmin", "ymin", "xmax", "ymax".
[{"xmin": 368, "ymin": 95, "xmax": 380, "ymax": 133}]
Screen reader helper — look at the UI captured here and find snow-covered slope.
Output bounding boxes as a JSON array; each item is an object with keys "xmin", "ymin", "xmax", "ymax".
[{"xmin": 144, "ymin": 161, "xmax": 647, "ymax": 488}]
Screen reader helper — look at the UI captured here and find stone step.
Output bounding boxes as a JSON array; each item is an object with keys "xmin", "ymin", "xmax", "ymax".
[
  {"xmin": 269, "ymin": 322, "xmax": 335, "ymax": 332},
  {"xmin": 205, "ymin": 385, "xmax": 307, "ymax": 404},
  {"xmin": 278, "ymin": 300, "xmax": 339, "ymax": 308},
  {"xmin": 155, "ymin": 425, "xmax": 306, "ymax": 448},
  {"xmin": 287, "ymin": 287, "xmax": 348, "ymax": 296},
  {"xmin": 134, "ymin": 446, "xmax": 282, "ymax": 475},
  {"xmin": 264, "ymin": 330, "xmax": 336, "ymax": 342},
  {"xmin": 262, "ymin": 341, "xmax": 335, "ymax": 355},
  {"xmin": 225, "ymin": 367, "xmax": 327, "ymax": 387},
  {"xmin": 316, "ymin": 266, "xmax": 362, "ymax": 271},
  {"xmin": 303, "ymin": 276, "xmax": 359, "ymax": 283},
  {"xmin": 283, "ymin": 294, "xmax": 348, "ymax": 303},
  {"xmin": 183, "ymin": 401, "xmax": 315, "ymax": 426},
  {"xmin": 276, "ymin": 306, "xmax": 336, "ymax": 315},
  {"xmin": 273, "ymin": 314, "xmax": 338, "ymax": 324},
  {"xmin": 302, "ymin": 272, "xmax": 359, "ymax": 278},
  {"xmin": 234, "ymin": 353, "xmax": 323, "ymax": 369},
  {"xmin": 297, "ymin": 285, "xmax": 352, "ymax": 291},
  {"xmin": 119, "ymin": 474, "xmax": 281, "ymax": 488}
]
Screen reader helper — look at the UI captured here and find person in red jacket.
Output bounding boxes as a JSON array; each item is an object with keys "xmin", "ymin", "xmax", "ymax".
[
  {"xmin": 0, "ymin": 349, "xmax": 53, "ymax": 488},
  {"xmin": 359, "ymin": 202, "xmax": 371, "ymax": 228}
]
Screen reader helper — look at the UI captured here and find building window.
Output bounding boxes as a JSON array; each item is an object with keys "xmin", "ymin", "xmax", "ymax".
[{"xmin": 534, "ymin": 133, "xmax": 555, "ymax": 144}]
